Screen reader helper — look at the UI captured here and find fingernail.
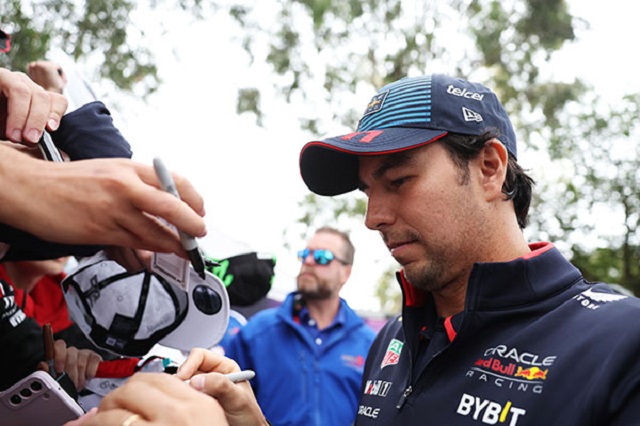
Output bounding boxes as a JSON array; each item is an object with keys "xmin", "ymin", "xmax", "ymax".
[
  {"xmin": 48, "ymin": 118, "xmax": 59, "ymax": 131},
  {"xmin": 190, "ymin": 375, "xmax": 205, "ymax": 391},
  {"xmin": 26, "ymin": 128, "xmax": 40, "ymax": 142},
  {"xmin": 11, "ymin": 130, "xmax": 21, "ymax": 142}
]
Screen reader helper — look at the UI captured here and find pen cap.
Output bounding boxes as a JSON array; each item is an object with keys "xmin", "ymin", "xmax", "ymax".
[{"xmin": 61, "ymin": 252, "xmax": 229, "ymax": 357}]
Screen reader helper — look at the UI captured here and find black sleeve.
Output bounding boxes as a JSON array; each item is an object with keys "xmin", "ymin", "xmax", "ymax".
[
  {"xmin": 51, "ymin": 101, "xmax": 133, "ymax": 160},
  {"xmin": 0, "ymin": 101, "xmax": 134, "ymax": 261},
  {"xmin": 0, "ymin": 226, "xmax": 102, "ymax": 261},
  {"xmin": 0, "ymin": 279, "xmax": 45, "ymax": 391}
]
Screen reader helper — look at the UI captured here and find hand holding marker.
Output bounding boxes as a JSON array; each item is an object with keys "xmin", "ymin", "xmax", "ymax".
[{"xmin": 153, "ymin": 157, "xmax": 208, "ymax": 279}]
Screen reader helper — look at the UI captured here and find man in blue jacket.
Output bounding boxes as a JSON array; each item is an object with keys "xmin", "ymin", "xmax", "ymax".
[{"xmin": 225, "ymin": 227, "xmax": 376, "ymax": 426}]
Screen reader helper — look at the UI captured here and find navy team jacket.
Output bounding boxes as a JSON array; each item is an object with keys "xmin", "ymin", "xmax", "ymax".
[{"xmin": 356, "ymin": 242, "xmax": 640, "ymax": 425}]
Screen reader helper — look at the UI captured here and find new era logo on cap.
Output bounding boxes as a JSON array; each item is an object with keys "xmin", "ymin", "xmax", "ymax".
[{"xmin": 462, "ymin": 107, "xmax": 483, "ymax": 122}]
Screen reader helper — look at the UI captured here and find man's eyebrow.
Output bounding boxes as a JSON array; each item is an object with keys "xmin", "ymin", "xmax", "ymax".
[
  {"xmin": 373, "ymin": 152, "xmax": 414, "ymax": 179},
  {"xmin": 357, "ymin": 151, "xmax": 415, "ymax": 191}
]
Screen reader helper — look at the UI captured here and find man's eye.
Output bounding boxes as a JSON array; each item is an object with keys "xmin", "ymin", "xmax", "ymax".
[{"xmin": 390, "ymin": 177, "xmax": 408, "ymax": 187}]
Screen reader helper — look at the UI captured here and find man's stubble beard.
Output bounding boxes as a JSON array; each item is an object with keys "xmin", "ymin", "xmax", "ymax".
[
  {"xmin": 403, "ymin": 255, "xmax": 451, "ymax": 293},
  {"xmin": 297, "ymin": 274, "xmax": 334, "ymax": 300}
]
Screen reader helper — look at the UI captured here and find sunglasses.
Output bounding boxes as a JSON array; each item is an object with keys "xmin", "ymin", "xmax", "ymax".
[{"xmin": 297, "ymin": 248, "xmax": 348, "ymax": 266}]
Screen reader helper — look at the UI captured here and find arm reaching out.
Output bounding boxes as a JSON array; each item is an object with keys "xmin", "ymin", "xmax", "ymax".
[{"xmin": 0, "ymin": 146, "xmax": 206, "ymax": 258}]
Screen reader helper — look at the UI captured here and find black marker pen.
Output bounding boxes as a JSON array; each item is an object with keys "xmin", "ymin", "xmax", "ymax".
[{"xmin": 153, "ymin": 157, "xmax": 207, "ymax": 280}]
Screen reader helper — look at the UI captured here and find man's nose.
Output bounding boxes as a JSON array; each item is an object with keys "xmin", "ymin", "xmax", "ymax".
[{"xmin": 364, "ymin": 194, "xmax": 394, "ymax": 230}]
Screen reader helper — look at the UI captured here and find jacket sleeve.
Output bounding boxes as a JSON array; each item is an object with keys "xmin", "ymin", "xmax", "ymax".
[
  {"xmin": 51, "ymin": 101, "xmax": 133, "ymax": 160},
  {"xmin": 0, "ymin": 101, "xmax": 133, "ymax": 261},
  {"xmin": 610, "ymin": 390, "xmax": 640, "ymax": 426},
  {"xmin": 0, "ymin": 279, "xmax": 45, "ymax": 391},
  {"xmin": 224, "ymin": 327, "xmax": 258, "ymax": 393},
  {"xmin": 0, "ymin": 225, "xmax": 102, "ymax": 261},
  {"xmin": 224, "ymin": 328, "xmax": 250, "ymax": 369}
]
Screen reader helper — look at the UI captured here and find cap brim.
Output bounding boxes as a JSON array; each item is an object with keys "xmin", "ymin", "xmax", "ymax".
[
  {"xmin": 160, "ymin": 269, "xmax": 229, "ymax": 351},
  {"xmin": 299, "ymin": 127, "xmax": 447, "ymax": 196}
]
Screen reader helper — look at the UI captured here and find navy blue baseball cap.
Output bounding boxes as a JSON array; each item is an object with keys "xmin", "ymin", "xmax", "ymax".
[{"xmin": 299, "ymin": 74, "xmax": 517, "ymax": 196}]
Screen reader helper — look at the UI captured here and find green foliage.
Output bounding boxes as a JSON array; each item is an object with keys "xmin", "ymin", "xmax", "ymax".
[
  {"xmin": 0, "ymin": 0, "xmax": 187, "ymax": 95},
  {"xmin": 226, "ymin": 0, "xmax": 582, "ymax": 138},
  {"xmin": 237, "ymin": 88, "xmax": 263, "ymax": 125},
  {"xmin": 295, "ymin": 192, "xmax": 367, "ymax": 237},
  {"xmin": 515, "ymin": 0, "xmax": 575, "ymax": 50},
  {"xmin": 529, "ymin": 93, "xmax": 640, "ymax": 295},
  {"xmin": 375, "ymin": 266, "xmax": 401, "ymax": 315},
  {"xmin": 0, "ymin": 0, "xmax": 52, "ymax": 71},
  {"xmin": 571, "ymin": 245, "xmax": 640, "ymax": 296}
]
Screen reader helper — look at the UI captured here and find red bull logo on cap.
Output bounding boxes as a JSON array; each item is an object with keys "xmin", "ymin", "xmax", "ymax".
[{"xmin": 363, "ymin": 91, "xmax": 389, "ymax": 116}]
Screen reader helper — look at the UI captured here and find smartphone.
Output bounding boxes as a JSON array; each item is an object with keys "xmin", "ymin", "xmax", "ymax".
[
  {"xmin": 0, "ymin": 371, "xmax": 84, "ymax": 425},
  {"xmin": 38, "ymin": 131, "xmax": 64, "ymax": 162}
]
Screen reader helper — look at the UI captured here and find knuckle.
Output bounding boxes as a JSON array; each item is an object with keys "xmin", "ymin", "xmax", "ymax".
[{"xmin": 10, "ymin": 81, "xmax": 32, "ymax": 99}]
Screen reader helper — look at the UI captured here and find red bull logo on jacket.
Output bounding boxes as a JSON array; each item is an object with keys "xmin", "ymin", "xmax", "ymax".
[
  {"xmin": 514, "ymin": 366, "xmax": 548, "ymax": 381},
  {"xmin": 466, "ymin": 345, "xmax": 556, "ymax": 395},
  {"xmin": 381, "ymin": 339, "xmax": 403, "ymax": 369}
]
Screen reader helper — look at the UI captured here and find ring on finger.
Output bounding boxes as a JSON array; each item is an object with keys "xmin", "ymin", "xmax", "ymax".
[{"xmin": 122, "ymin": 413, "xmax": 142, "ymax": 426}]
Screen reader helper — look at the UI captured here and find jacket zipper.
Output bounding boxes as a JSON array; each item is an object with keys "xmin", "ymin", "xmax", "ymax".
[{"xmin": 396, "ymin": 385, "xmax": 413, "ymax": 409}]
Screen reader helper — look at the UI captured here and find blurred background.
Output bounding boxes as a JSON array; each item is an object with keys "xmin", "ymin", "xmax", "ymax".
[{"xmin": 1, "ymin": 0, "xmax": 638, "ymax": 320}]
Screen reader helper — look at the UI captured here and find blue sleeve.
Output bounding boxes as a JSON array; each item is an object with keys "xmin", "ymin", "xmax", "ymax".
[
  {"xmin": 224, "ymin": 326, "xmax": 259, "ymax": 389},
  {"xmin": 224, "ymin": 327, "xmax": 249, "ymax": 369}
]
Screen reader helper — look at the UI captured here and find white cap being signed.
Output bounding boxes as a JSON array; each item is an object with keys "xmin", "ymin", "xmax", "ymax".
[{"xmin": 62, "ymin": 252, "xmax": 229, "ymax": 357}]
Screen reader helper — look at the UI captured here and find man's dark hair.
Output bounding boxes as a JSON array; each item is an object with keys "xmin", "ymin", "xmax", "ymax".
[{"xmin": 439, "ymin": 131, "xmax": 535, "ymax": 229}]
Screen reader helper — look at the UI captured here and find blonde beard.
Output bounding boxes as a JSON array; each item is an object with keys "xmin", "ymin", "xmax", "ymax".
[{"xmin": 297, "ymin": 276, "xmax": 334, "ymax": 300}]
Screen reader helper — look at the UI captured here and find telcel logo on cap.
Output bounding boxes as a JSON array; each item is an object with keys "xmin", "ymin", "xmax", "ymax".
[{"xmin": 446, "ymin": 84, "xmax": 485, "ymax": 100}]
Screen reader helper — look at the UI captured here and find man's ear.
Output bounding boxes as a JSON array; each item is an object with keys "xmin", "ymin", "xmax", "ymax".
[
  {"xmin": 340, "ymin": 264, "xmax": 353, "ymax": 286},
  {"xmin": 478, "ymin": 139, "xmax": 508, "ymax": 200}
]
